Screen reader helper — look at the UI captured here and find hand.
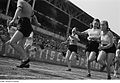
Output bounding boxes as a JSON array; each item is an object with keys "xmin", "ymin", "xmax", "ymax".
[
  {"xmin": 9, "ymin": 20, "xmax": 15, "ymax": 27},
  {"xmin": 61, "ymin": 42, "xmax": 65, "ymax": 45},
  {"xmin": 98, "ymin": 45, "xmax": 104, "ymax": 50},
  {"xmin": 38, "ymin": 23, "xmax": 41, "ymax": 27}
]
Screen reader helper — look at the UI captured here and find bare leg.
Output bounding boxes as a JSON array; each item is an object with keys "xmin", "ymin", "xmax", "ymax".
[
  {"xmin": 97, "ymin": 51, "xmax": 107, "ymax": 72},
  {"xmin": 6, "ymin": 30, "xmax": 27, "ymax": 61},
  {"xmin": 68, "ymin": 52, "xmax": 76, "ymax": 70},
  {"xmin": 106, "ymin": 53, "xmax": 115, "ymax": 79},
  {"xmin": 87, "ymin": 51, "xmax": 96, "ymax": 76},
  {"xmin": 65, "ymin": 50, "xmax": 71, "ymax": 70},
  {"xmin": 113, "ymin": 50, "xmax": 120, "ymax": 78},
  {"xmin": 17, "ymin": 38, "xmax": 27, "ymax": 60}
]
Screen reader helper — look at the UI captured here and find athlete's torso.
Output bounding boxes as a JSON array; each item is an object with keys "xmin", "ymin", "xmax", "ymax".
[
  {"xmin": 68, "ymin": 34, "xmax": 79, "ymax": 45},
  {"xmin": 101, "ymin": 31, "xmax": 113, "ymax": 45},
  {"xmin": 87, "ymin": 28, "xmax": 101, "ymax": 40}
]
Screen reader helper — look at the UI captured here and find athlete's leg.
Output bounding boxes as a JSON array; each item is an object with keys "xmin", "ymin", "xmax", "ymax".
[
  {"xmin": 17, "ymin": 38, "xmax": 27, "ymax": 60},
  {"xmin": 68, "ymin": 52, "xmax": 76, "ymax": 70},
  {"xmin": 87, "ymin": 51, "xmax": 96, "ymax": 77},
  {"xmin": 6, "ymin": 30, "xmax": 27, "ymax": 61},
  {"xmin": 97, "ymin": 50, "xmax": 107, "ymax": 72},
  {"xmin": 106, "ymin": 53, "xmax": 115, "ymax": 79},
  {"xmin": 113, "ymin": 49, "xmax": 120, "ymax": 78},
  {"xmin": 65, "ymin": 50, "xmax": 71, "ymax": 71}
]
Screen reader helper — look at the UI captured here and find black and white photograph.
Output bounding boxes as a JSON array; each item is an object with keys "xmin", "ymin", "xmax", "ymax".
[{"xmin": 0, "ymin": 0, "xmax": 120, "ymax": 82}]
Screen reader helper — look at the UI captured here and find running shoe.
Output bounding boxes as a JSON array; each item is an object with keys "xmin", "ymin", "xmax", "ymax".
[
  {"xmin": 86, "ymin": 73, "xmax": 91, "ymax": 77},
  {"xmin": 16, "ymin": 59, "xmax": 30, "ymax": 68},
  {"xmin": 66, "ymin": 69, "xmax": 71, "ymax": 71},
  {"xmin": 107, "ymin": 75, "xmax": 111, "ymax": 80}
]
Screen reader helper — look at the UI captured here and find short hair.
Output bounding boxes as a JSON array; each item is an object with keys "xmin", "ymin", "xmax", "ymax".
[
  {"xmin": 101, "ymin": 20, "xmax": 109, "ymax": 30},
  {"xmin": 92, "ymin": 18, "xmax": 100, "ymax": 28}
]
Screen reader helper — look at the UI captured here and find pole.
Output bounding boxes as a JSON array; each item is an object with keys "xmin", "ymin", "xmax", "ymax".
[
  {"xmin": 6, "ymin": 0, "xmax": 11, "ymax": 15},
  {"xmin": 32, "ymin": 0, "xmax": 36, "ymax": 9},
  {"xmin": 66, "ymin": 15, "xmax": 72, "ymax": 38}
]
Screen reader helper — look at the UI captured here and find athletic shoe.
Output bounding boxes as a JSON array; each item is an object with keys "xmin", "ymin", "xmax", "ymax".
[
  {"xmin": 16, "ymin": 59, "xmax": 30, "ymax": 68},
  {"xmin": 66, "ymin": 69, "xmax": 71, "ymax": 71},
  {"xmin": 16, "ymin": 64, "xmax": 30, "ymax": 68},
  {"xmin": 107, "ymin": 75, "xmax": 111, "ymax": 80},
  {"xmin": 86, "ymin": 74, "xmax": 91, "ymax": 77}
]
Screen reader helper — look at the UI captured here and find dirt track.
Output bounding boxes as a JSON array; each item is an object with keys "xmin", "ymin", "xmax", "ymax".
[{"xmin": 0, "ymin": 57, "xmax": 119, "ymax": 80}]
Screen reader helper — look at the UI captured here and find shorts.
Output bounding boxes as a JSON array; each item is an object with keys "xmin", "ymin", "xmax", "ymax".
[
  {"xmin": 68, "ymin": 44, "xmax": 77, "ymax": 53},
  {"xmin": 86, "ymin": 40, "xmax": 99, "ymax": 53},
  {"xmin": 101, "ymin": 44, "xmax": 116, "ymax": 53},
  {"xmin": 18, "ymin": 17, "xmax": 33, "ymax": 37}
]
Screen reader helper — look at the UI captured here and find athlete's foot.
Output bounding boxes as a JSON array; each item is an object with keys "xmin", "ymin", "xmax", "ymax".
[
  {"xmin": 16, "ymin": 59, "xmax": 30, "ymax": 68},
  {"xmin": 107, "ymin": 75, "xmax": 111, "ymax": 80},
  {"xmin": 66, "ymin": 69, "xmax": 71, "ymax": 71},
  {"xmin": 16, "ymin": 64, "xmax": 30, "ymax": 68},
  {"xmin": 86, "ymin": 73, "xmax": 91, "ymax": 77}
]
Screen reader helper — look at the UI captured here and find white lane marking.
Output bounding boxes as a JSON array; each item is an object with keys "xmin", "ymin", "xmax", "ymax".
[{"xmin": 0, "ymin": 74, "xmax": 37, "ymax": 78}]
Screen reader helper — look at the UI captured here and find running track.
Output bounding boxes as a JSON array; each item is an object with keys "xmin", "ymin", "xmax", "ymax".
[{"xmin": 0, "ymin": 57, "xmax": 119, "ymax": 80}]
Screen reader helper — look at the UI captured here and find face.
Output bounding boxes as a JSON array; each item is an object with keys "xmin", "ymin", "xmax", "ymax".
[
  {"xmin": 93, "ymin": 21, "xmax": 100, "ymax": 29},
  {"xmin": 100, "ymin": 21, "xmax": 107, "ymax": 31}
]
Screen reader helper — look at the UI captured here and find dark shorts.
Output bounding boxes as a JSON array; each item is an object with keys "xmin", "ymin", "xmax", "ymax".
[
  {"xmin": 68, "ymin": 45, "xmax": 77, "ymax": 53},
  {"xmin": 86, "ymin": 41, "xmax": 99, "ymax": 53},
  {"xmin": 101, "ymin": 44, "xmax": 116, "ymax": 53},
  {"xmin": 18, "ymin": 17, "xmax": 33, "ymax": 37}
]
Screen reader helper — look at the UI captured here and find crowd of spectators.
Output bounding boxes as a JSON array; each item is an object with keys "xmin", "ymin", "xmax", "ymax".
[
  {"xmin": 0, "ymin": 17, "xmax": 85, "ymax": 57},
  {"xmin": 33, "ymin": 31, "xmax": 67, "ymax": 52},
  {"xmin": 33, "ymin": 31, "xmax": 85, "ymax": 57}
]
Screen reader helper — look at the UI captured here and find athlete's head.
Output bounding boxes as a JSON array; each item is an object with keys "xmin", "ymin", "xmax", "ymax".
[
  {"xmin": 92, "ymin": 19, "xmax": 100, "ymax": 29},
  {"xmin": 100, "ymin": 20, "xmax": 110, "ymax": 31}
]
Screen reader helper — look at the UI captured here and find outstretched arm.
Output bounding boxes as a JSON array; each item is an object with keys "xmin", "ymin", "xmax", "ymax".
[
  {"xmin": 31, "ymin": 15, "xmax": 41, "ymax": 27},
  {"xmin": 9, "ymin": 0, "xmax": 23, "ymax": 26}
]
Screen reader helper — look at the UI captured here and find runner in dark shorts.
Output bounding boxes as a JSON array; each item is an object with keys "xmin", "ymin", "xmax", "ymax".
[
  {"xmin": 76, "ymin": 19, "xmax": 101, "ymax": 77},
  {"xmin": 18, "ymin": 17, "xmax": 33, "ymax": 37},
  {"xmin": 62, "ymin": 27, "xmax": 80, "ymax": 71},
  {"xmin": 7, "ymin": 0, "xmax": 41, "ymax": 68},
  {"xmin": 97, "ymin": 20, "xmax": 115, "ymax": 79}
]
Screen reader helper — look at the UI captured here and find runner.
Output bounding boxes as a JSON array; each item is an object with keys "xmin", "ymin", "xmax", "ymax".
[
  {"xmin": 97, "ymin": 20, "xmax": 116, "ymax": 79},
  {"xmin": 62, "ymin": 27, "xmax": 80, "ymax": 71},
  {"xmin": 6, "ymin": 0, "xmax": 41, "ymax": 68},
  {"xmin": 77, "ymin": 19, "xmax": 101, "ymax": 77}
]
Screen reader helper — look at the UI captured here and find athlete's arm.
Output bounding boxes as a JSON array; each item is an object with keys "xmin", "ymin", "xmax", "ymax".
[
  {"xmin": 61, "ymin": 37, "xmax": 70, "ymax": 45},
  {"xmin": 31, "ymin": 15, "xmax": 41, "ymax": 27},
  {"xmin": 13, "ymin": 0, "xmax": 23, "ymax": 22},
  {"xmin": 9, "ymin": 0, "xmax": 23, "ymax": 26}
]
